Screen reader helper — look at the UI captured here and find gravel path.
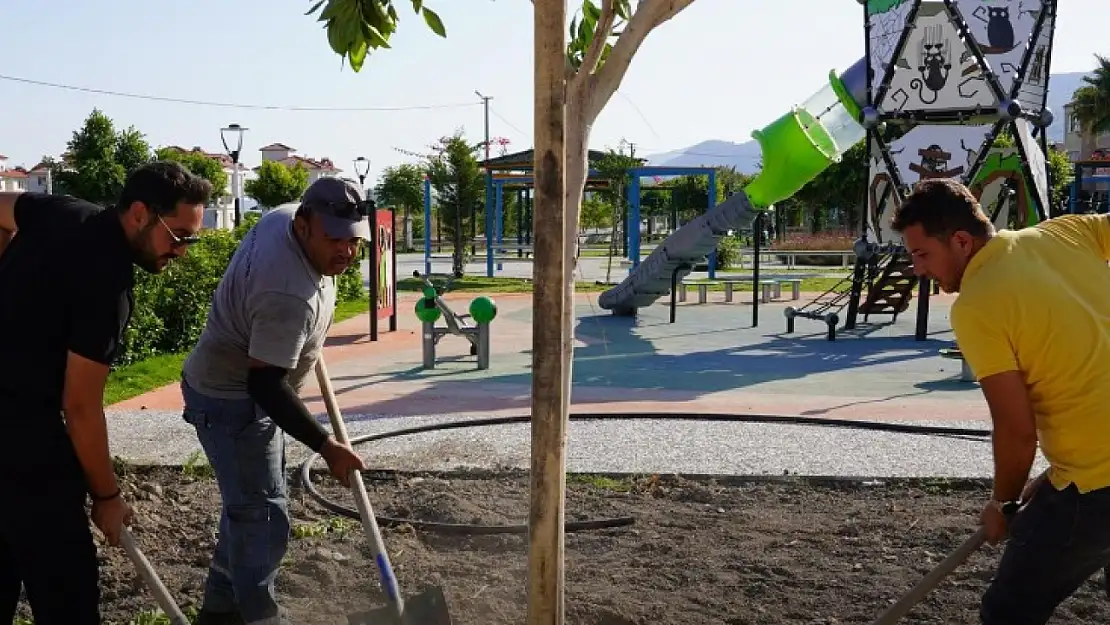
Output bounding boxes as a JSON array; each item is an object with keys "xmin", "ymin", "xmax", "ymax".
[{"xmin": 107, "ymin": 409, "xmax": 1034, "ymax": 479}]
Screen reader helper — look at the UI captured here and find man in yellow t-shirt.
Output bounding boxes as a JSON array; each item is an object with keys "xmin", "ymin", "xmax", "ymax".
[{"xmin": 891, "ymin": 177, "xmax": 1110, "ymax": 625}]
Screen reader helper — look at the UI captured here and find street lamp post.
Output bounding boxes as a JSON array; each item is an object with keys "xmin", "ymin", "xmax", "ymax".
[
  {"xmin": 353, "ymin": 156, "xmax": 370, "ymax": 199},
  {"xmin": 220, "ymin": 123, "xmax": 248, "ymax": 229}
]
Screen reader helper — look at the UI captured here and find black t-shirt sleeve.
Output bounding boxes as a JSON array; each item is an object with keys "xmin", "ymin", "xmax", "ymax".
[
  {"xmin": 14, "ymin": 193, "xmax": 103, "ymax": 236},
  {"xmin": 66, "ymin": 262, "xmax": 132, "ymax": 366}
]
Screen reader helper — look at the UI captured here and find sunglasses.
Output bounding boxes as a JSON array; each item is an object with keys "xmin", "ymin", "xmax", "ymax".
[
  {"xmin": 158, "ymin": 215, "xmax": 201, "ymax": 248},
  {"xmin": 313, "ymin": 198, "xmax": 375, "ymax": 220}
]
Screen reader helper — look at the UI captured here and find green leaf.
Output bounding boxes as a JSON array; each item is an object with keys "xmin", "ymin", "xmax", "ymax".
[
  {"xmin": 583, "ymin": 0, "xmax": 601, "ymax": 25},
  {"xmin": 422, "ymin": 7, "xmax": 446, "ymax": 37},
  {"xmin": 305, "ymin": 0, "xmax": 326, "ymax": 15},
  {"xmin": 615, "ymin": 0, "xmax": 630, "ymax": 20},
  {"xmin": 327, "ymin": 20, "xmax": 350, "ymax": 55},
  {"xmin": 410, "ymin": 0, "xmax": 424, "ymax": 12},
  {"xmin": 348, "ymin": 39, "xmax": 369, "ymax": 71}
]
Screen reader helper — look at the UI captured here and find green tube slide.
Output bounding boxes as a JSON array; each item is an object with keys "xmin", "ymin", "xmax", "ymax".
[{"xmin": 743, "ymin": 62, "xmax": 867, "ymax": 209}]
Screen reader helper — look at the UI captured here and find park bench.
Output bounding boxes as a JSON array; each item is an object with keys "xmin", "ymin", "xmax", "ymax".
[
  {"xmin": 939, "ymin": 348, "xmax": 975, "ymax": 382},
  {"xmin": 677, "ymin": 280, "xmax": 715, "ymax": 304}
]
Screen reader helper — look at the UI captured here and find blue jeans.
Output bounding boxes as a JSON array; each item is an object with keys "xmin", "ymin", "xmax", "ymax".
[
  {"xmin": 181, "ymin": 377, "xmax": 290, "ymax": 625},
  {"xmin": 981, "ymin": 478, "xmax": 1110, "ymax": 624}
]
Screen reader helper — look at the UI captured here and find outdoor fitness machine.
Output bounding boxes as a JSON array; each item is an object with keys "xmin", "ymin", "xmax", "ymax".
[{"xmin": 412, "ymin": 270, "xmax": 498, "ymax": 370}]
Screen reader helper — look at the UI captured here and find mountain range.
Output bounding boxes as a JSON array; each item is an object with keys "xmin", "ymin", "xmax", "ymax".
[{"xmin": 644, "ymin": 72, "xmax": 1090, "ymax": 174}]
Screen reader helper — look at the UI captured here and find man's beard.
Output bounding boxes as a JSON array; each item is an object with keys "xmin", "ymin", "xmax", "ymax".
[{"xmin": 133, "ymin": 222, "xmax": 173, "ymax": 274}]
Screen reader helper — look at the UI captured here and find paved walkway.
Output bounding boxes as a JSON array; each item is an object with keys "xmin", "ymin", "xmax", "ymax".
[{"xmin": 106, "ymin": 288, "xmax": 1019, "ymax": 478}]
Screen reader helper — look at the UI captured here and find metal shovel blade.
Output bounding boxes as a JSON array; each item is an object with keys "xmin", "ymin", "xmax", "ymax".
[{"xmin": 347, "ymin": 585, "xmax": 452, "ymax": 625}]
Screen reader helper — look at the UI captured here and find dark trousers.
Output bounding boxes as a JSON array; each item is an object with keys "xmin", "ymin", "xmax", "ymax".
[
  {"xmin": 0, "ymin": 426, "xmax": 99, "ymax": 624},
  {"xmin": 981, "ymin": 478, "xmax": 1110, "ymax": 624}
]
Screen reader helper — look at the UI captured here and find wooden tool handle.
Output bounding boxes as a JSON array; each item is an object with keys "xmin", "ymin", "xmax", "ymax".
[
  {"xmin": 120, "ymin": 528, "xmax": 190, "ymax": 625},
  {"xmin": 871, "ymin": 527, "xmax": 985, "ymax": 625}
]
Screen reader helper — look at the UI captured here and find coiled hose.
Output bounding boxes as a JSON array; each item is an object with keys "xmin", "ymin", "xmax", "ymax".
[{"xmin": 298, "ymin": 412, "xmax": 992, "ymax": 535}]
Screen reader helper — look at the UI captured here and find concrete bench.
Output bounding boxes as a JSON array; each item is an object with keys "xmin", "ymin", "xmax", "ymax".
[
  {"xmin": 760, "ymin": 279, "xmax": 779, "ymax": 303},
  {"xmin": 782, "ymin": 278, "xmax": 802, "ymax": 300},
  {"xmin": 678, "ymin": 281, "xmax": 714, "ymax": 304},
  {"xmin": 939, "ymin": 348, "xmax": 975, "ymax": 382}
]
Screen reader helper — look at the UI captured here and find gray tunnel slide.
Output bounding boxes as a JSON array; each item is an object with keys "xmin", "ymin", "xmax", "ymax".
[{"xmin": 597, "ymin": 191, "xmax": 761, "ymax": 316}]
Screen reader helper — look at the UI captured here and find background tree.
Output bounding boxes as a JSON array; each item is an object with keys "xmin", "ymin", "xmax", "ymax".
[
  {"xmin": 374, "ymin": 162, "xmax": 425, "ymax": 251},
  {"xmin": 1071, "ymin": 53, "xmax": 1110, "ymax": 150},
  {"xmin": 55, "ymin": 108, "xmax": 153, "ymax": 206},
  {"xmin": 425, "ymin": 130, "xmax": 484, "ymax": 277},
  {"xmin": 155, "ymin": 147, "xmax": 229, "ymax": 200},
  {"xmin": 792, "ymin": 141, "xmax": 868, "ymax": 234},
  {"xmin": 245, "ymin": 161, "xmax": 310, "ymax": 208}
]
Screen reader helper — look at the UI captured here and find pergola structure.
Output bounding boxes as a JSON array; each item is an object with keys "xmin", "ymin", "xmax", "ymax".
[
  {"xmin": 475, "ymin": 148, "xmax": 630, "ymax": 277},
  {"xmin": 475, "ymin": 149, "xmax": 720, "ymax": 278}
]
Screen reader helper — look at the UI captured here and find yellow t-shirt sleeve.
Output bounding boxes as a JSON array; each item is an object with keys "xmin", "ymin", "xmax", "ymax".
[{"xmin": 951, "ymin": 299, "xmax": 1018, "ymax": 380}]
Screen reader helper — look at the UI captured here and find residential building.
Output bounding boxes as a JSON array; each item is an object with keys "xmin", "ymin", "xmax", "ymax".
[
  {"xmin": 255, "ymin": 143, "xmax": 342, "ymax": 186},
  {"xmin": 0, "ymin": 155, "xmax": 28, "ymax": 193},
  {"xmin": 160, "ymin": 145, "xmax": 257, "ymax": 230},
  {"xmin": 1062, "ymin": 101, "xmax": 1110, "ymax": 163}
]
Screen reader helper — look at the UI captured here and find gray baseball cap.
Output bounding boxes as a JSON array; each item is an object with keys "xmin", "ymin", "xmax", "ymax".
[{"xmin": 300, "ymin": 177, "xmax": 372, "ymax": 240}]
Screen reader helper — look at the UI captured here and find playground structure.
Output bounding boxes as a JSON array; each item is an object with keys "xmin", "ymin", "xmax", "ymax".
[
  {"xmin": 598, "ymin": 0, "xmax": 1060, "ymax": 347},
  {"xmin": 412, "ymin": 270, "xmax": 498, "ymax": 370},
  {"xmin": 419, "ymin": 150, "xmax": 723, "ymax": 279}
]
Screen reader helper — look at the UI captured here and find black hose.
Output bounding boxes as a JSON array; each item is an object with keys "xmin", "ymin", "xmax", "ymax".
[{"xmin": 298, "ymin": 412, "xmax": 992, "ymax": 534}]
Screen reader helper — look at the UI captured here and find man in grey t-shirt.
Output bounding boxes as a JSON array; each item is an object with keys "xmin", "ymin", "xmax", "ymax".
[{"xmin": 180, "ymin": 177, "xmax": 369, "ymax": 625}]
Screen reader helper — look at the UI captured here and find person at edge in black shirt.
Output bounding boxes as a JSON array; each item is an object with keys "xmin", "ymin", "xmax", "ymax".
[{"xmin": 0, "ymin": 161, "xmax": 212, "ymax": 624}]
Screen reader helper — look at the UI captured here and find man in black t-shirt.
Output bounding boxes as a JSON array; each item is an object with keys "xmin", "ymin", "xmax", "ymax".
[{"xmin": 0, "ymin": 161, "xmax": 212, "ymax": 624}]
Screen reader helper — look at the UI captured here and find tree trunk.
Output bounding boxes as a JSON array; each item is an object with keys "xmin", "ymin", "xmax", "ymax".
[{"xmin": 528, "ymin": 1, "xmax": 568, "ymax": 624}]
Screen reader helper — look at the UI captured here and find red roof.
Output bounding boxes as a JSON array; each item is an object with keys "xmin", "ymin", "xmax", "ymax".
[
  {"xmin": 0, "ymin": 169, "xmax": 28, "ymax": 179},
  {"xmin": 259, "ymin": 143, "xmax": 295, "ymax": 152}
]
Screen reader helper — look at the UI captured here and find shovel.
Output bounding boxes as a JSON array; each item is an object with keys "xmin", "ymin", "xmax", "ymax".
[
  {"xmin": 314, "ymin": 356, "xmax": 453, "ymax": 625},
  {"xmin": 119, "ymin": 527, "xmax": 191, "ymax": 625},
  {"xmin": 870, "ymin": 527, "xmax": 986, "ymax": 625}
]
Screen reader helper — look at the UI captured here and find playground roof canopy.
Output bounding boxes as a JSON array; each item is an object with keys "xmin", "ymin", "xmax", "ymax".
[{"xmin": 478, "ymin": 148, "xmax": 721, "ymax": 190}]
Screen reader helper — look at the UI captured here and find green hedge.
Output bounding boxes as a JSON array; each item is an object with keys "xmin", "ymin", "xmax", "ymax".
[{"xmin": 118, "ymin": 212, "xmax": 366, "ymax": 367}]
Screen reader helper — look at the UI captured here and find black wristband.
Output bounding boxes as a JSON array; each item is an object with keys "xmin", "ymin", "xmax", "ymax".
[{"xmin": 92, "ymin": 488, "xmax": 120, "ymax": 502}]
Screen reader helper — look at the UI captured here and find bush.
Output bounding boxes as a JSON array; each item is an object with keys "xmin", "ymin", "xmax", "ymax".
[
  {"xmin": 771, "ymin": 231, "xmax": 858, "ymax": 267},
  {"xmin": 713, "ymin": 234, "xmax": 742, "ymax": 270},
  {"xmin": 118, "ymin": 213, "xmax": 366, "ymax": 367}
]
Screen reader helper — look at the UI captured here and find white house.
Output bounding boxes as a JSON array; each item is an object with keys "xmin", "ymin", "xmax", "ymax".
[
  {"xmin": 255, "ymin": 142, "xmax": 342, "ymax": 186},
  {"xmin": 0, "ymin": 156, "xmax": 29, "ymax": 193}
]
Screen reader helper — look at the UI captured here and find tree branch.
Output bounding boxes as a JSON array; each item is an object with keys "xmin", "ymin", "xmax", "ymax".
[
  {"xmin": 584, "ymin": 0, "xmax": 697, "ymax": 121},
  {"xmin": 580, "ymin": 0, "xmax": 617, "ymax": 76}
]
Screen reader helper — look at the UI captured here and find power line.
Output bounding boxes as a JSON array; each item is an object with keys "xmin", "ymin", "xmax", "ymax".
[{"xmin": 0, "ymin": 73, "xmax": 481, "ymax": 112}]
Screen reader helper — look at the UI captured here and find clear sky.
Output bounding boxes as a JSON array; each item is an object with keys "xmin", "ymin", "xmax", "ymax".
[{"xmin": 0, "ymin": 0, "xmax": 1105, "ymax": 185}]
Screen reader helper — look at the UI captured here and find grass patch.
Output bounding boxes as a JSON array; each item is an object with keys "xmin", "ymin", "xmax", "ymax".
[
  {"xmin": 292, "ymin": 516, "xmax": 359, "ymax": 539},
  {"xmin": 104, "ymin": 352, "xmax": 188, "ymax": 406},
  {"xmin": 567, "ymin": 473, "xmax": 635, "ymax": 492},
  {"xmin": 181, "ymin": 450, "xmax": 214, "ymax": 480},
  {"xmin": 334, "ymin": 298, "xmax": 369, "ymax": 322}
]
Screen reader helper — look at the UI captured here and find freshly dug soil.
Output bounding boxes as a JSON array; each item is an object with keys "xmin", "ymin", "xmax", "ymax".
[{"xmin": 16, "ymin": 465, "xmax": 1110, "ymax": 625}]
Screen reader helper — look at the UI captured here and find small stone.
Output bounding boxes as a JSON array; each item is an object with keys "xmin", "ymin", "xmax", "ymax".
[{"xmin": 716, "ymin": 507, "xmax": 725, "ymax": 513}]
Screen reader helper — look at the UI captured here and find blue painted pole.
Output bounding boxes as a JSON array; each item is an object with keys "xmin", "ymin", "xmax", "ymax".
[
  {"xmin": 423, "ymin": 176, "xmax": 432, "ymax": 276},
  {"xmin": 485, "ymin": 171, "xmax": 494, "ymax": 277},
  {"xmin": 707, "ymin": 168, "xmax": 718, "ymax": 279},
  {"xmin": 630, "ymin": 174, "xmax": 642, "ymax": 272},
  {"xmin": 496, "ymin": 181, "xmax": 504, "ymax": 271}
]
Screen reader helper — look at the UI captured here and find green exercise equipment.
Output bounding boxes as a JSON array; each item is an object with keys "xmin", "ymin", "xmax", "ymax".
[{"xmin": 412, "ymin": 270, "xmax": 495, "ymax": 371}]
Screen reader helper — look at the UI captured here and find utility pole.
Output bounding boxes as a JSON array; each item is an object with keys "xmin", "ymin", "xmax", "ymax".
[
  {"xmin": 475, "ymin": 90, "xmax": 493, "ymax": 257},
  {"xmin": 475, "ymin": 90, "xmax": 492, "ymax": 160}
]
